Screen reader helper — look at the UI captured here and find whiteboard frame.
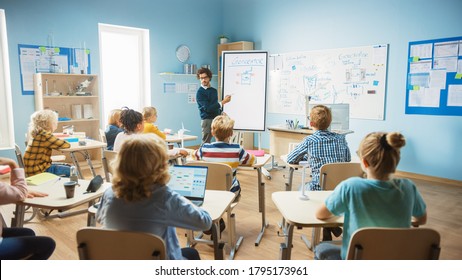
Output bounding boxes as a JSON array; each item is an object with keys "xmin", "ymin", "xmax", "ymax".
[{"xmin": 221, "ymin": 50, "xmax": 268, "ymax": 131}]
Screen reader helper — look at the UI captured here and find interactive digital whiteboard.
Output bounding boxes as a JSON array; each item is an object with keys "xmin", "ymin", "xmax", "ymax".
[{"xmin": 221, "ymin": 51, "xmax": 268, "ymax": 131}]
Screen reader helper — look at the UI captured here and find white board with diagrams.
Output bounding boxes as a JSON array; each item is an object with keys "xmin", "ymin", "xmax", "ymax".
[{"xmin": 268, "ymin": 44, "xmax": 388, "ymax": 120}]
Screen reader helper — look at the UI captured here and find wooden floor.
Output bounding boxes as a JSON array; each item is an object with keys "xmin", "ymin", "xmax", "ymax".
[{"xmin": 1, "ymin": 164, "xmax": 461, "ymax": 260}]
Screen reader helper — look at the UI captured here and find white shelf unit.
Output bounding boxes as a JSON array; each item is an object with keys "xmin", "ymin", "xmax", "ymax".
[{"xmin": 33, "ymin": 73, "xmax": 102, "ymax": 171}]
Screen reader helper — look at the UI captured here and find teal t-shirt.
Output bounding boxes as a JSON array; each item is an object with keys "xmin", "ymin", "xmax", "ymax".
[{"xmin": 325, "ymin": 177, "xmax": 427, "ymax": 259}]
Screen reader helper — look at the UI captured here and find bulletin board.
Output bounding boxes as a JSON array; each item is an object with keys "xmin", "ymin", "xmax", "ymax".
[
  {"xmin": 221, "ymin": 51, "xmax": 268, "ymax": 131},
  {"xmin": 268, "ymin": 44, "xmax": 388, "ymax": 120},
  {"xmin": 405, "ymin": 36, "xmax": 462, "ymax": 116},
  {"xmin": 18, "ymin": 44, "xmax": 91, "ymax": 95}
]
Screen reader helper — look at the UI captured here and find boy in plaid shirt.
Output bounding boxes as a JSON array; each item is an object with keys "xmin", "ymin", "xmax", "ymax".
[{"xmin": 24, "ymin": 109, "xmax": 71, "ymax": 177}]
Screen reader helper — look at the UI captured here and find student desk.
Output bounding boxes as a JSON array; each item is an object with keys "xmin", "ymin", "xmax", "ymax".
[
  {"xmin": 12, "ymin": 178, "xmax": 111, "ymax": 228},
  {"xmin": 199, "ymin": 190, "xmax": 235, "ymax": 260},
  {"xmin": 60, "ymin": 139, "xmax": 107, "ymax": 179},
  {"xmin": 267, "ymin": 125, "xmax": 353, "ymax": 159},
  {"xmin": 272, "ymin": 191, "xmax": 343, "ymax": 260},
  {"xmin": 238, "ymin": 154, "xmax": 272, "ymax": 246},
  {"xmin": 166, "ymin": 134, "xmax": 198, "ymax": 147}
]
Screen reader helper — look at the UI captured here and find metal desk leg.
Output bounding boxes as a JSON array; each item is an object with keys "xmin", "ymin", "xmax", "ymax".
[
  {"xmin": 282, "ymin": 224, "xmax": 295, "ymax": 260},
  {"xmin": 82, "ymin": 150, "xmax": 96, "ymax": 178},
  {"xmin": 211, "ymin": 223, "xmax": 224, "ymax": 260},
  {"xmin": 278, "ymin": 166, "xmax": 295, "ymax": 231},
  {"xmin": 69, "ymin": 152, "xmax": 84, "ymax": 179},
  {"xmin": 255, "ymin": 166, "xmax": 268, "ymax": 246},
  {"xmin": 11, "ymin": 204, "xmax": 26, "ymax": 227}
]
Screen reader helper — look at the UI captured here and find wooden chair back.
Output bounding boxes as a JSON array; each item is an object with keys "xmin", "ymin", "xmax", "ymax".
[
  {"xmin": 76, "ymin": 227, "xmax": 166, "ymax": 260},
  {"xmin": 346, "ymin": 227, "xmax": 441, "ymax": 260},
  {"xmin": 319, "ymin": 162, "xmax": 364, "ymax": 190}
]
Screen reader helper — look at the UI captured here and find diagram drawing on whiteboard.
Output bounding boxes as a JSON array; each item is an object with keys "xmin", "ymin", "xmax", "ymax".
[{"xmin": 268, "ymin": 44, "xmax": 388, "ymax": 120}]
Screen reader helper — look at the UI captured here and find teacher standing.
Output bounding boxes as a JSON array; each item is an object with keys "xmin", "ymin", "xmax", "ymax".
[{"xmin": 196, "ymin": 67, "xmax": 231, "ymax": 143}]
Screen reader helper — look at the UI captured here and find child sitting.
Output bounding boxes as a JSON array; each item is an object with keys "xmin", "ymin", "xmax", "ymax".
[
  {"xmin": 24, "ymin": 109, "xmax": 71, "ymax": 177},
  {"xmin": 286, "ymin": 104, "xmax": 351, "ymax": 241},
  {"xmin": 194, "ymin": 115, "xmax": 256, "ymax": 195},
  {"xmin": 113, "ymin": 107, "xmax": 144, "ymax": 152},
  {"xmin": 96, "ymin": 134, "xmax": 212, "ymax": 260},
  {"xmin": 105, "ymin": 109, "xmax": 124, "ymax": 151},
  {"xmin": 315, "ymin": 132, "xmax": 427, "ymax": 260},
  {"xmin": 142, "ymin": 106, "xmax": 166, "ymax": 140}
]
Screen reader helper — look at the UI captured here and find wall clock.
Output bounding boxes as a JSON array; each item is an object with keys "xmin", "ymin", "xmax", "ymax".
[{"xmin": 176, "ymin": 44, "xmax": 190, "ymax": 63}]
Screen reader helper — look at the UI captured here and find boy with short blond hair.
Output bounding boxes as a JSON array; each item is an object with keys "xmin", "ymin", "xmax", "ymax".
[
  {"xmin": 24, "ymin": 109, "xmax": 71, "ymax": 176},
  {"xmin": 194, "ymin": 115, "xmax": 255, "ymax": 194}
]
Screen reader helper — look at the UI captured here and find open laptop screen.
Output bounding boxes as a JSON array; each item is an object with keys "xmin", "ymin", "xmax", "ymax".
[{"xmin": 168, "ymin": 165, "xmax": 208, "ymax": 203}]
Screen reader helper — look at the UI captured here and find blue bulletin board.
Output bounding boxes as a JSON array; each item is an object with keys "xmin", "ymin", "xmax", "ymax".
[
  {"xmin": 18, "ymin": 44, "xmax": 91, "ymax": 95},
  {"xmin": 405, "ymin": 36, "xmax": 462, "ymax": 116}
]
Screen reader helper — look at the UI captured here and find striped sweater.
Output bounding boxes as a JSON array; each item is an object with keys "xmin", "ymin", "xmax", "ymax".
[{"xmin": 194, "ymin": 141, "xmax": 256, "ymax": 193}]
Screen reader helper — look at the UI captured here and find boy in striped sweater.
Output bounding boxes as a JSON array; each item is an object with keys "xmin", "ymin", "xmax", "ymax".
[{"xmin": 194, "ymin": 115, "xmax": 256, "ymax": 196}]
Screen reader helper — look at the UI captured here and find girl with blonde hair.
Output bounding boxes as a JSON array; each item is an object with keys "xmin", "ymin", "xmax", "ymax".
[{"xmin": 315, "ymin": 132, "xmax": 427, "ymax": 260}]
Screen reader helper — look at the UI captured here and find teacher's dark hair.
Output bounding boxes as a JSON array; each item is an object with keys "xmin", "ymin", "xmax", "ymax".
[{"xmin": 197, "ymin": 67, "xmax": 213, "ymax": 81}]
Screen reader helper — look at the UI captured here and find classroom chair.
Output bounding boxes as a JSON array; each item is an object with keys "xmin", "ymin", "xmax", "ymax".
[
  {"xmin": 302, "ymin": 162, "xmax": 364, "ymax": 250},
  {"xmin": 98, "ymin": 128, "xmax": 107, "ymax": 145},
  {"xmin": 101, "ymin": 149, "xmax": 117, "ymax": 182},
  {"xmin": 346, "ymin": 227, "xmax": 441, "ymax": 260},
  {"xmin": 76, "ymin": 227, "xmax": 166, "ymax": 260},
  {"xmin": 13, "ymin": 144, "xmax": 37, "ymax": 224},
  {"xmin": 185, "ymin": 161, "xmax": 243, "ymax": 260}
]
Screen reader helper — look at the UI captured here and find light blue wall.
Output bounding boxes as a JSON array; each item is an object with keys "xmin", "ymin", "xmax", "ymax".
[
  {"xmin": 0, "ymin": 0, "xmax": 222, "ymax": 159},
  {"xmin": 222, "ymin": 0, "xmax": 462, "ymax": 181},
  {"xmin": 1, "ymin": 0, "xmax": 461, "ymax": 181}
]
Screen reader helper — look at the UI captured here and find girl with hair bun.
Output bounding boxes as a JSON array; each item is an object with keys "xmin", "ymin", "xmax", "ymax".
[{"xmin": 314, "ymin": 132, "xmax": 428, "ymax": 260}]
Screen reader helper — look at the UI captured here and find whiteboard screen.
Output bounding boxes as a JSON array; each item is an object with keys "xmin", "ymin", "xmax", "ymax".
[
  {"xmin": 268, "ymin": 44, "xmax": 388, "ymax": 120},
  {"xmin": 222, "ymin": 51, "xmax": 268, "ymax": 131}
]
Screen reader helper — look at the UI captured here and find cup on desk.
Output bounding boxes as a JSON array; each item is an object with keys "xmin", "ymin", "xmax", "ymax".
[{"xmin": 64, "ymin": 181, "xmax": 77, "ymax": 198}]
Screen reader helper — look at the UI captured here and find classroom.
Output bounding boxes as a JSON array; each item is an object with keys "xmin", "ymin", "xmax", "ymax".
[{"xmin": 0, "ymin": 0, "xmax": 461, "ymax": 265}]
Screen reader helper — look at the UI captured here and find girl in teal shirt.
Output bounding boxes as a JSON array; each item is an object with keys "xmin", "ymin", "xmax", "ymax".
[{"xmin": 315, "ymin": 131, "xmax": 427, "ymax": 260}]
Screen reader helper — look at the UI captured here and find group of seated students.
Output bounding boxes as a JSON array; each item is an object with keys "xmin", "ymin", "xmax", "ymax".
[{"xmin": 0, "ymin": 104, "xmax": 427, "ymax": 260}]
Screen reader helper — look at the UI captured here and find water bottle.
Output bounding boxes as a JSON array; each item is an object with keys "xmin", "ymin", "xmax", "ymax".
[{"xmin": 70, "ymin": 166, "xmax": 79, "ymax": 183}]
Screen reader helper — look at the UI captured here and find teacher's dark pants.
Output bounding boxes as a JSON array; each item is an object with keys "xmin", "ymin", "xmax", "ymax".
[{"xmin": 201, "ymin": 119, "xmax": 213, "ymax": 144}]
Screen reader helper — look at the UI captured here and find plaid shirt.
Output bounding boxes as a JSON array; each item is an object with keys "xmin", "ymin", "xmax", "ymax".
[
  {"xmin": 24, "ymin": 130, "xmax": 71, "ymax": 176},
  {"xmin": 286, "ymin": 130, "xmax": 351, "ymax": 190}
]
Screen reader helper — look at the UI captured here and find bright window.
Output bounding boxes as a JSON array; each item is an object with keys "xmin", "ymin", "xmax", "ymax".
[
  {"xmin": 0, "ymin": 9, "xmax": 15, "ymax": 150},
  {"xmin": 98, "ymin": 23, "xmax": 151, "ymax": 128}
]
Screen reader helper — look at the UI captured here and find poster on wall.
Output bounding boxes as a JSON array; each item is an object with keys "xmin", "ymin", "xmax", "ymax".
[
  {"xmin": 18, "ymin": 44, "xmax": 91, "ymax": 95},
  {"xmin": 405, "ymin": 36, "xmax": 462, "ymax": 116},
  {"xmin": 268, "ymin": 44, "xmax": 388, "ymax": 120}
]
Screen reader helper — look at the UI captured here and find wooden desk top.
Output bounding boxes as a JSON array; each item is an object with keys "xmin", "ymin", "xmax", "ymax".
[
  {"xmin": 268, "ymin": 124, "xmax": 354, "ymax": 135},
  {"xmin": 166, "ymin": 134, "xmax": 198, "ymax": 143},
  {"xmin": 60, "ymin": 139, "xmax": 107, "ymax": 152},
  {"xmin": 19, "ymin": 178, "xmax": 111, "ymax": 210},
  {"xmin": 272, "ymin": 191, "xmax": 343, "ymax": 227},
  {"xmin": 252, "ymin": 153, "xmax": 272, "ymax": 168},
  {"xmin": 201, "ymin": 190, "xmax": 235, "ymax": 221}
]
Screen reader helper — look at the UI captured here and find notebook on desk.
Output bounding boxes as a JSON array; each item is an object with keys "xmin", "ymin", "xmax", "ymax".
[{"xmin": 168, "ymin": 165, "xmax": 208, "ymax": 206}]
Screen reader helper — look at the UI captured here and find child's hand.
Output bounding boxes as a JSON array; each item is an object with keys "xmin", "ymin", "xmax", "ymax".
[
  {"xmin": 0, "ymin": 157, "xmax": 19, "ymax": 169},
  {"xmin": 179, "ymin": 149, "xmax": 189, "ymax": 157},
  {"xmin": 27, "ymin": 190, "xmax": 49, "ymax": 198}
]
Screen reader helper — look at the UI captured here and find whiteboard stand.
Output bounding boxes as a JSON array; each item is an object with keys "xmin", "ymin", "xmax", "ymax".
[{"xmin": 305, "ymin": 95, "xmax": 311, "ymax": 128}]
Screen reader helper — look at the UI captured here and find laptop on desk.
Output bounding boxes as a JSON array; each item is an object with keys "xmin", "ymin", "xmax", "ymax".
[{"xmin": 168, "ymin": 165, "xmax": 208, "ymax": 206}]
